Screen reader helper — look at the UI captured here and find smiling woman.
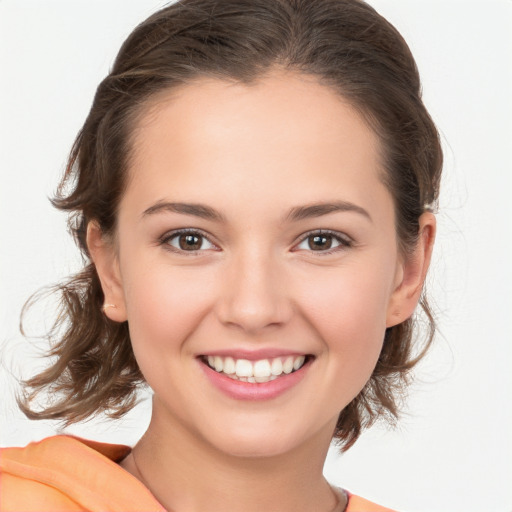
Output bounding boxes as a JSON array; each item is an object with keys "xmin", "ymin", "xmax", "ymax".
[
  {"xmin": 86, "ymin": 73, "xmax": 432, "ymax": 470},
  {"xmin": 0, "ymin": 1, "xmax": 442, "ymax": 511}
]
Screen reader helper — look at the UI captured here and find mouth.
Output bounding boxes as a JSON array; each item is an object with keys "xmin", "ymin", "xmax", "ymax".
[{"xmin": 199, "ymin": 354, "xmax": 313, "ymax": 384}]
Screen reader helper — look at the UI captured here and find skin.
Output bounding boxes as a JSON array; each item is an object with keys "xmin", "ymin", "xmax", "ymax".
[{"xmin": 88, "ymin": 70, "xmax": 435, "ymax": 512}]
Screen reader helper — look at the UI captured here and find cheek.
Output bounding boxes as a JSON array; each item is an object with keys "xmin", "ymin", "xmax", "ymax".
[
  {"xmin": 300, "ymin": 261, "xmax": 393, "ymax": 331},
  {"xmin": 297, "ymin": 261, "xmax": 395, "ymax": 383},
  {"xmin": 120, "ymin": 261, "xmax": 216, "ymax": 359}
]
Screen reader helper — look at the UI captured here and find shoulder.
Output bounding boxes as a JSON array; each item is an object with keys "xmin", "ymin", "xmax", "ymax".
[
  {"xmin": 345, "ymin": 489, "xmax": 397, "ymax": 512},
  {"xmin": 0, "ymin": 470, "xmax": 84, "ymax": 512},
  {"xmin": 0, "ymin": 435, "xmax": 164, "ymax": 512}
]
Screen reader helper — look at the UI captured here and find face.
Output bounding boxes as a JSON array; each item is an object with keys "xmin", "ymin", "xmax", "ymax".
[{"xmin": 92, "ymin": 71, "xmax": 431, "ymax": 458}]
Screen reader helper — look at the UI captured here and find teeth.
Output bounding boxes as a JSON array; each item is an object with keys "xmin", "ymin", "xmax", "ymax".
[
  {"xmin": 271, "ymin": 358, "xmax": 283, "ymax": 376},
  {"xmin": 235, "ymin": 359, "xmax": 253, "ymax": 377},
  {"xmin": 293, "ymin": 355, "xmax": 305, "ymax": 370},
  {"xmin": 253, "ymin": 359, "xmax": 271, "ymax": 378},
  {"xmin": 283, "ymin": 356, "xmax": 294, "ymax": 374},
  {"xmin": 204, "ymin": 354, "xmax": 308, "ymax": 381},
  {"xmin": 223, "ymin": 356, "xmax": 235, "ymax": 374},
  {"xmin": 214, "ymin": 356, "xmax": 224, "ymax": 373}
]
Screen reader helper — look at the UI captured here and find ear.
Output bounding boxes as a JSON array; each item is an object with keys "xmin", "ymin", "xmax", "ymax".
[
  {"xmin": 86, "ymin": 221, "xmax": 128, "ymax": 323},
  {"xmin": 386, "ymin": 212, "xmax": 436, "ymax": 327}
]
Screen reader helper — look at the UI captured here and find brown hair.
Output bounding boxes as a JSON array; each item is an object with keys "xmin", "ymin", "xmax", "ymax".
[{"xmin": 19, "ymin": 0, "xmax": 442, "ymax": 450}]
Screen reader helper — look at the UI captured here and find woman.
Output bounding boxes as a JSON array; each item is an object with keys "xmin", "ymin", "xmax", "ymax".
[{"xmin": 0, "ymin": 1, "xmax": 441, "ymax": 510}]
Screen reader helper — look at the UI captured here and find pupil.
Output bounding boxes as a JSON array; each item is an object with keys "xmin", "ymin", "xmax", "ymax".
[
  {"xmin": 309, "ymin": 235, "xmax": 332, "ymax": 250},
  {"xmin": 179, "ymin": 234, "xmax": 201, "ymax": 250}
]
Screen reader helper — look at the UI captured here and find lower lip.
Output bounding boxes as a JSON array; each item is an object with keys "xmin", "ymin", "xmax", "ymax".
[{"xmin": 198, "ymin": 359, "xmax": 311, "ymax": 401}]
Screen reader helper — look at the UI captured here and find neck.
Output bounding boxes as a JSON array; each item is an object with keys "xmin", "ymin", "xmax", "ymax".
[{"xmin": 121, "ymin": 406, "xmax": 343, "ymax": 512}]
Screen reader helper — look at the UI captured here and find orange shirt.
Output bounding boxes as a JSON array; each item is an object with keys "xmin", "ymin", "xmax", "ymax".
[{"xmin": 0, "ymin": 436, "xmax": 395, "ymax": 511}]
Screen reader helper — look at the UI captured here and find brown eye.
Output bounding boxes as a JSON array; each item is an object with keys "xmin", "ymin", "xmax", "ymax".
[
  {"xmin": 294, "ymin": 231, "xmax": 351, "ymax": 253},
  {"xmin": 179, "ymin": 233, "xmax": 203, "ymax": 250},
  {"xmin": 164, "ymin": 231, "xmax": 215, "ymax": 252},
  {"xmin": 308, "ymin": 234, "xmax": 333, "ymax": 251}
]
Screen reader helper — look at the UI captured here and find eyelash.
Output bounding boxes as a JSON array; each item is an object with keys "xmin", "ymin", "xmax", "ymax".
[
  {"xmin": 159, "ymin": 229, "xmax": 353, "ymax": 256},
  {"xmin": 159, "ymin": 228, "xmax": 219, "ymax": 255},
  {"xmin": 293, "ymin": 230, "xmax": 354, "ymax": 255}
]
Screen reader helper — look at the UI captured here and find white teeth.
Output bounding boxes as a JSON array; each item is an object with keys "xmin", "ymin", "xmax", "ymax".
[
  {"xmin": 214, "ymin": 356, "xmax": 224, "ymax": 373},
  {"xmin": 223, "ymin": 356, "xmax": 235, "ymax": 374},
  {"xmin": 253, "ymin": 359, "xmax": 271, "ymax": 378},
  {"xmin": 205, "ymin": 354, "xmax": 308, "ymax": 381},
  {"xmin": 293, "ymin": 355, "xmax": 305, "ymax": 370},
  {"xmin": 235, "ymin": 359, "xmax": 253, "ymax": 377},
  {"xmin": 283, "ymin": 356, "xmax": 294, "ymax": 374},
  {"xmin": 271, "ymin": 358, "xmax": 283, "ymax": 375}
]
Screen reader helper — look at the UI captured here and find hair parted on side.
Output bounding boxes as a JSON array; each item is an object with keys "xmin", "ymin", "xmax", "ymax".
[{"xmin": 19, "ymin": 0, "xmax": 442, "ymax": 451}]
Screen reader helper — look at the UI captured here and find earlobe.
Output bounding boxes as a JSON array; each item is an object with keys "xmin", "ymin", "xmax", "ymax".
[
  {"xmin": 386, "ymin": 212, "xmax": 436, "ymax": 327},
  {"xmin": 86, "ymin": 222, "xmax": 128, "ymax": 323}
]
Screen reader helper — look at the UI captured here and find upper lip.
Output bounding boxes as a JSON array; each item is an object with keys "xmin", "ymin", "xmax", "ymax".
[{"xmin": 198, "ymin": 348, "xmax": 312, "ymax": 361}]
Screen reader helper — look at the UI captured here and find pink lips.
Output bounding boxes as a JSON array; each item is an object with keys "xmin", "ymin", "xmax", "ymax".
[{"xmin": 198, "ymin": 355, "xmax": 312, "ymax": 401}]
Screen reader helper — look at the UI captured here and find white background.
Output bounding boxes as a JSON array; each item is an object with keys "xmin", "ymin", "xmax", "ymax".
[{"xmin": 1, "ymin": 1, "xmax": 511, "ymax": 511}]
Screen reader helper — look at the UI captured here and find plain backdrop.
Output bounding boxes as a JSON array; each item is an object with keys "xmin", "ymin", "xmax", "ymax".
[{"xmin": 1, "ymin": 1, "xmax": 511, "ymax": 511}]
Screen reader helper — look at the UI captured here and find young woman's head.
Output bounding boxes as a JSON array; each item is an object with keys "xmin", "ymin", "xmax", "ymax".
[{"xmin": 21, "ymin": 0, "xmax": 442, "ymax": 453}]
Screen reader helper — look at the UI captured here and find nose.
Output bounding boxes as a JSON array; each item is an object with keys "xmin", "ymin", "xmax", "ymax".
[{"xmin": 215, "ymin": 247, "xmax": 293, "ymax": 334}]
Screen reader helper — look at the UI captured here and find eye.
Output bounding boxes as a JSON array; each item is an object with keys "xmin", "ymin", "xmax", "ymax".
[
  {"xmin": 294, "ymin": 231, "xmax": 352, "ymax": 253},
  {"xmin": 162, "ymin": 230, "xmax": 217, "ymax": 253}
]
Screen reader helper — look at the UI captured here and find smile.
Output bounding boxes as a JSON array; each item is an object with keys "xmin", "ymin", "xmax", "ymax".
[{"xmin": 202, "ymin": 355, "xmax": 309, "ymax": 383}]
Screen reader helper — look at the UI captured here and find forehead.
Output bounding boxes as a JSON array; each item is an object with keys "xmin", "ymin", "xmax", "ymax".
[{"xmin": 124, "ymin": 70, "xmax": 388, "ymax": 214}]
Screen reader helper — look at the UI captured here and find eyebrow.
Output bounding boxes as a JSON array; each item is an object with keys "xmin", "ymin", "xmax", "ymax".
[
  {"xmin": 285, "ymin": 201, "xmax": 372, "ymax": 223},
  {"xmin": 141, "ymin": 200, "xmax": 372, "ymax": 223},
  {"xmin": 142, "ymin": 201, "xmax": 226, "ymax": 222}
]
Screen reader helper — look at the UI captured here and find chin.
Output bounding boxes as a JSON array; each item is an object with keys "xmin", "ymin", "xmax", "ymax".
[
  {"xmin": 215, "ymin": 436, "xmax": 297, "ymax": 459},
  {"xmin": 201, "ymin": 419, "xmax": 324, "ymax": 460}
]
